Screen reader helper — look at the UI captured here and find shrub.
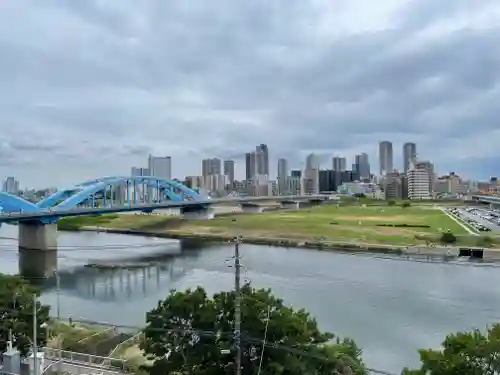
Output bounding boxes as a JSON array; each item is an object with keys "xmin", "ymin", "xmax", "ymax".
[
  {"xmin": 440, "ymin": 231, "xmax": 457, "ymax": 244},
  {"xmin": 387, "ymin": 200, "xmax": 396, "ymax": 206},
  {"xmin": 401, "ymin": 202, "xmax": 411, "ymax": 208}
]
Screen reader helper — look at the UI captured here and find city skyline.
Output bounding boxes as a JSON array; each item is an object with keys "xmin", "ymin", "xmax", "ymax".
[
  {"xmin": 0, "ymin": 1, "xmax": 498, "ymax": 187},
  {"xmin": 3, "ymin": 137, "xmax": 496, "ymax": 190}
]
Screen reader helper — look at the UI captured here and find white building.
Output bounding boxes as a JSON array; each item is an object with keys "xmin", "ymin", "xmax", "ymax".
[
  {"xmin": 2, "ymin": 177, "xmax": 19, "ymax": 195},
  {"xmin": 203, "ymin": 174, "xmax": 227, "ymax": 192},
  {"xmin": 407, "ymin": 165, "xmax": 431, "ymax": 200},
  {"xmin": 287, "ymin": 176, "xmax": 301, "ymax": 196},
  {"xmin": 337, "ymin": 182, "xmax": 383, "ymax": 199},
  {"xmin": 148, "ymin": 155, "xmax": 172, "ymax": 179}
]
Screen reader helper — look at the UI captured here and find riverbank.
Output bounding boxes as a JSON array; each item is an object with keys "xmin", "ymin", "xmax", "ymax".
[
  {"xmin": 58, "ymin": 203, "xmax": 500, "ymax": 250},
  {"xmin": 66, "ymin": 225, "xmax": 500, "ymax": 260}
]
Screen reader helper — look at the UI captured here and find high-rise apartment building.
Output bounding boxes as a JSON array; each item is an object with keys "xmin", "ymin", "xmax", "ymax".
[
  {"xmin": 414, "ymin": 160, "xmax": 435, "ymax": 194},
  {"xmin": 2, "ymin": 176, "xmax": 19, "ymax": 195},
  {"xmin": 256, "ymin": 144, "xmax": 269, "ymax": 176},
  {"xmin": 245, "ymin": 152, "xmax": 256, "ymax": 180},
  {"xmin": 306, "ymin": 153, "xmax": 319, "ymax": 170},
  {"xmin": 354, "ymin": 153, "xmax": 371, "ymax": 180},
  {"xmin": 407, "ymin": 163, "xmax": 431, "ymax": 200},
  {"xmin": 277, "ymin": 158, "xmax": 288, "ymax": 179},
  {"xmin": 223, "ymin": 160, "xmax": 235, "ymax": 184},
  {"xmin": 403, "ymin": 142, "xmax": 417, "ymax": 173},
  {"xmin": 148, "ymin": 155, "xmax": 172, "ymax": 179},
  {"xmin": 332, "ymin": 156, "xmax": 346, "ymax": 172},
  {"xmin": 303, "ymin": 153, "xmax": 319, "ymax": 194},
  {"xmin": 277, "ymin": 158, "xmax": 289, "ymax": 195},
  {"xmin": 202, "ymin": 158, "xmax": 222, "ymax": 176},
  {"xmin": 378, "ymin": 141, "xmax": 393, "ymax": 175},
  {"xmin": 131, "ymin": 167, "xmax": 150, "ymax": 176}
]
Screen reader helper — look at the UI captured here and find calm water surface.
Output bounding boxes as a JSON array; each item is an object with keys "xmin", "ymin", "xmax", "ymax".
[{"xmin": 2, "ymin": 224, "xmax": 500, "ymax": 373}]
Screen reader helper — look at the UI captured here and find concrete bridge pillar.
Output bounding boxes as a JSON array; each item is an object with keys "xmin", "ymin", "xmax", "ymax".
[
  {"xmin": 280, "ymin": 201, "xmax": 300, "ymax": 210},
  {"xmin": 308, "ymin": 198, "xmax": 326, "ymax": 206},
  {"xmin": 182, "ymin": 206, "xmax": 215, "ymax": 220},
  {"xmin": 240, "ymin": 203, "xmax": 264, "ymax": 214},
  {"xmin": 18, "ymin": 222, "xmax": 58, "ymax": 279}
]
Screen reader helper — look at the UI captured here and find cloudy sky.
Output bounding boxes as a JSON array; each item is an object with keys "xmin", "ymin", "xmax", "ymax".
[{"xmin": 0, "ymin": 0, "xmax": 499, "ymax": 188}]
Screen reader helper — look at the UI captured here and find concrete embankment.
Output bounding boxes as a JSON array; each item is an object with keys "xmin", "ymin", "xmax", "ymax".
[{"xmin": 67, "ymin": 226, "xmax": 500, "ymax": 260}]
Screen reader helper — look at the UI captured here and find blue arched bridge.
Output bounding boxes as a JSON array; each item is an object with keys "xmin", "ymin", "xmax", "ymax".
[
  {"xmin": 0, "ymin": 175, "xmax": 328, "ymax": 223},
  {"xmin": 0, "ymin": 175, "xmax": 329, "ymax": 279}
]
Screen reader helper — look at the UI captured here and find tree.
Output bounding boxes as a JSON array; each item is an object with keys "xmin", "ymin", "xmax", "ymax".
[
  {"xmin": 141, "ymin": 284, "xmax": 367, "ymax": 375},
  {"xmin": 402, "ymin": 324, "xmax": 500, "ymax": 374},
  {"xmin": 0, "ymin": 274, "xmax": 50, "ymax": 356},
  {"xmin": 440, "ymin": 231, "xmax": 457, "ymax": 244}
]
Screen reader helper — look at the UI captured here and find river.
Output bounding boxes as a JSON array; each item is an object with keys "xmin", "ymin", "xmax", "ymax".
[{"xmin": 1, "ymin": 224, "xmax": 500, "ymax": 373}]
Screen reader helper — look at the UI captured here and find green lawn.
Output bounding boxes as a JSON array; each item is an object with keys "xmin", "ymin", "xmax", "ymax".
[
  {"xmin": 177, "ymin": 204, "xmax": 474, "ymax": 245},
  {"xmin": 57, "ymin": 204, "xmax": 499, "ymax": 247}
]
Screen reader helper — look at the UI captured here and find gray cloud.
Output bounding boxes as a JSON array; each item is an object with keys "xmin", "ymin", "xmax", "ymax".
[{"xmin": 0, "ymin": 0, "xmax": 499, "ymax": 187}]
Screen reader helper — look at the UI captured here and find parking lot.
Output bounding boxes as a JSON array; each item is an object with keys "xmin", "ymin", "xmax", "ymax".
[{"xmin": 446, "ymin": 206, "xmax": 500, "ymax": 233}]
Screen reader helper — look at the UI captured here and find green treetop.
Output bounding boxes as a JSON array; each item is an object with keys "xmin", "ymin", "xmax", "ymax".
[
  {"xmin": 141, "ymin": 283, "xmax": 367, "ymax": 375},
  {"xmin": 0, "ymin": 273, "xmax": 50, "ymax": 357},
  {"xmin": 403, "ymin": 324, "xmax": 500, "ymax": 375}
]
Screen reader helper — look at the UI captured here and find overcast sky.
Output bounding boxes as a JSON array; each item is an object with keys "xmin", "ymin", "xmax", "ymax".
[{"xmin": 0, "ymin": 0, "xmax": 499, "ymax": 188}]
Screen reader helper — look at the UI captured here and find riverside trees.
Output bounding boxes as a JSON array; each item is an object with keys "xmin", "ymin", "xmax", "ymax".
[
  {"xmin": 402, "ymin": 324, "xmax": 500, "ymax": 375},
  {"xmin": 140, "ymin": 283, "xmax": 367, "ymax": 375},
  {"xmin": 0, "ymin": 273, "xmax": 50, "ymax": 356}
]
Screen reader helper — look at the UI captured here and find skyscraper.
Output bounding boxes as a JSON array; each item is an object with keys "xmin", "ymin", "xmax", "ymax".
[
  {"xmin": 354, "ymin": 153, "xmax": 371, "ymax": 179},
  {"xmin": 277, "ymin": 158, "xmax": 288, "ymax": 179},
  {"xmin": 255, "ymin": 144, "xmax": 269, "ymax": 176},
  {"xmin": 378, "ymin": 141, "xmax": 393, "ymax": 175},
  {"xmin": 202, "ymin": 158, "xmax": 222, "ymax": 176},
  {"xmin": 245, "ymin": 152, "xmax": 256, "ymax": 180},
  {"xmin": 148, "ymin": 155, "xmax": 172, "ymax": 179},
  {"xmin": 303, "ymin": 153, "xmax": 319, "ymax": 194},
  {"xmin": 332, "ymin": 156, "xmax": 346, "ymax": 172},
  {"xmin": 403, "ymin": 142, "xmax": 417, "ymax": 173},
  {"xmin": 223, "ymin": 160, "xmax": 235, "ymax": 184},
  {"xmin": 277, "ymin": 158, "xmax": 288, "ymax": 194},
  {"xmin": 306, "ymin": 153, "xmax": 319, "ymax": 170}
]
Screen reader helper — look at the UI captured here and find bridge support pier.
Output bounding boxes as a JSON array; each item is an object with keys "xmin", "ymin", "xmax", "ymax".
[
  {"xmin": 240, "ymin": 204, "xmax": 264, "ymax": 214},
  {"xmin": 308, "ymin": 198, "xmax": 327, "ymax": 206},
  {"xmin": 280, "ymin": 201, "xmax": 300, "ymax": 210},
  {"xmin": 18, "ymin": 222, "xmax": 58, "ymax": 279},
  {"xmin": 182, "ymin": 207, "xmax": 215, "ymax": 220}
]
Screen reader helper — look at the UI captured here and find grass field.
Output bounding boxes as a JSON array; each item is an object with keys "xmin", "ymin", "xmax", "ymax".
[
  {"xmin": 59, "ymin": 203, "xmax": 499, "ymax": 246},
  {"xmin": 167, "ymin": 204, "xmax": 477, "ymax": 245}
]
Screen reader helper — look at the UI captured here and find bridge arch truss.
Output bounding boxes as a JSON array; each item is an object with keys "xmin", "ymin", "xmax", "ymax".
[{"xmin": 0, "ymin": 176, "xmax": 202, "ymax": 213}]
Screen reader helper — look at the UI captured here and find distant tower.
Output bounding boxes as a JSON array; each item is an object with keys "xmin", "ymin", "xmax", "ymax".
[
  {"xmin": 378, "ymin": 141, "xmax": 393, "ymax": 175},
  {"xmin": 403, "ymin": 142, "xmax": 417, "ymax": 173},
  {"xmin": 256, "ymin": 144, "xmax": 269, "ymax": 176},
  {"xmin": 332, "ymin": 156, "xmax": 346, "ymax": 172},
  {"xmin": 223, "ymin": 160, "xmax": 235, "ymax": 184}
]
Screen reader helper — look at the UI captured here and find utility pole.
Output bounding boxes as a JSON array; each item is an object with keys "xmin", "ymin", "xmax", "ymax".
[
  {"xmin": 32, "ymin": 294, "xmax": 38, "ymax": 375},
  {"xmin": 55, "ymin": 272, "xmax": 62, "ymax": 375},
  {"xmin": 233, "ymin": 235, "xmax": 242, "ymax": 375}
]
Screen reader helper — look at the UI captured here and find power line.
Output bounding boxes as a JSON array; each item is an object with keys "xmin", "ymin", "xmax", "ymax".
[
  {"xmin": 233, "ymin": 235, "xmax": 242, "ymax": 375},
  {"xmin": 44, "ymin": 317, "xmax": 397, "ymax": 375}
]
